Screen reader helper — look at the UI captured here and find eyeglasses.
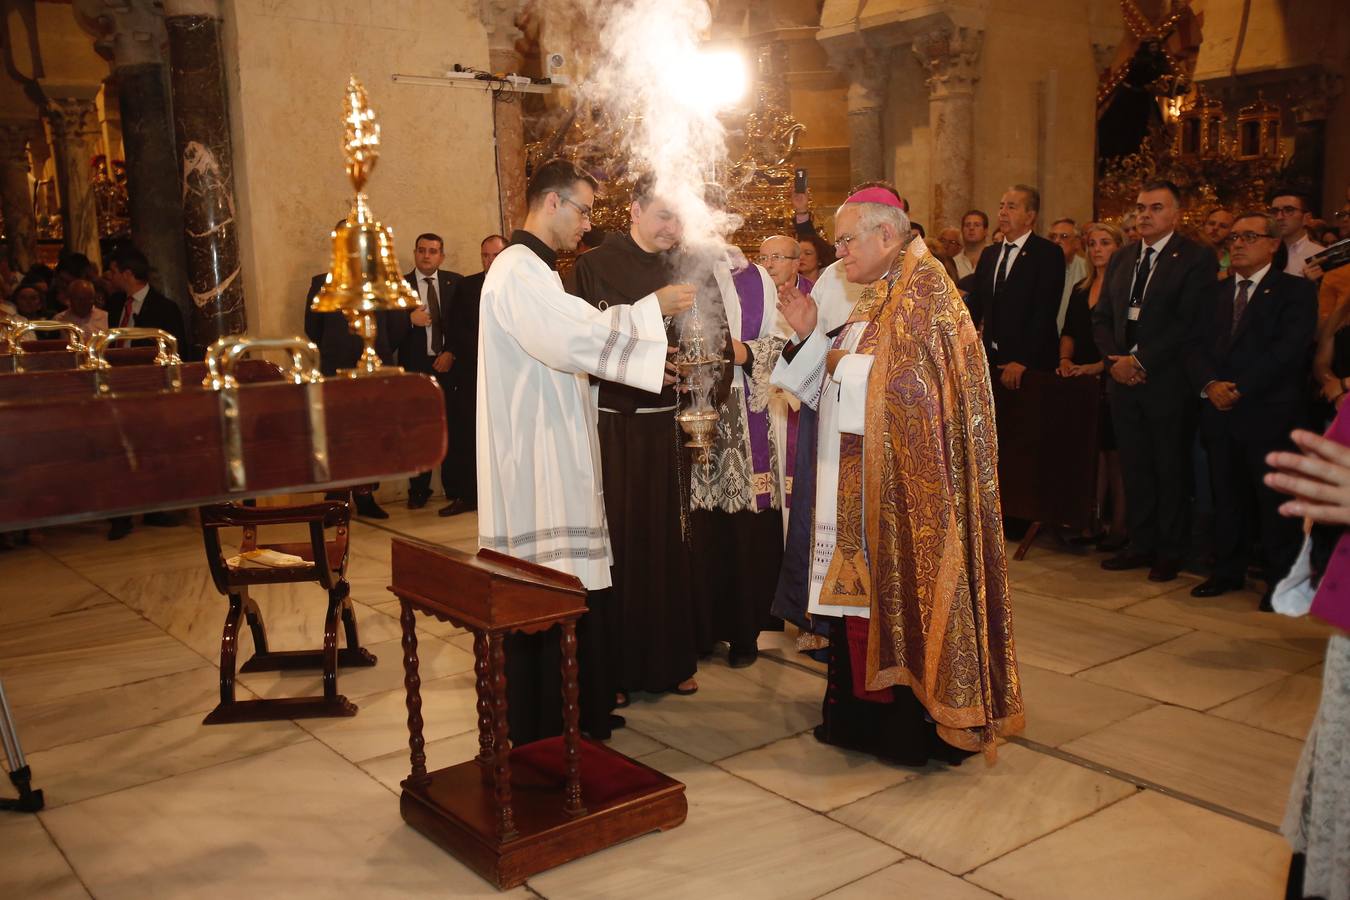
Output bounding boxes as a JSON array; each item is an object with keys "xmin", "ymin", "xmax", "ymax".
[
  {"xmin": 756, "ymin": 253, "xmax": 799, "ymax": 264},
  {"xmin": 833, "ymin": 226, "xmax": 878, "ymax": 252},
  {"xmin": 1230, "ymin": 230, "xmax": 1274, "ymax": 245},
  {"xmin": 561, "ymin": 196, "xmax": 592, "ymax": 221},
  {"xmin": 1268, "ymin": 205, "xmax": 1304, "ymax": 217},
  {"xmin": 1048, "ymin": 233, "xmax": 1076, "ymax": 243}
]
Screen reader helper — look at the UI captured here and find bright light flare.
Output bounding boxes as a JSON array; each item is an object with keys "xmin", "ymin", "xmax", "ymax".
[{"xmin": 663, "ymin": 48, "xmax": 749, "ymax": 114}]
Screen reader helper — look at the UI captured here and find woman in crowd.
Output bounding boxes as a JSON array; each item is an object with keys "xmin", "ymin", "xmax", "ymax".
[
  {"xmin": 1313, "ymin": 294, "xmax": 1350, "ymax": 422},
  {"xmin": 797, "ymin": 232, "xmax": 834, "ymax": 285},
  {"xmin": 1265, "ymin": 426, "xmax": 1350, "ymax": 900},
  {"xmin": 1057, "ymin": 221, "xmax": 1127, "ymax": 550}
]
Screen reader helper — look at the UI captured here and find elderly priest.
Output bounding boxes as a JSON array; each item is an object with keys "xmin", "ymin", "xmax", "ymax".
[
  {"xmin": 477, "ymin": 159, "xmax": 694, "ymax": 743},
  {"xmin": 771, "ymin": 186, "xmax": 1025, "ymax": 763}
]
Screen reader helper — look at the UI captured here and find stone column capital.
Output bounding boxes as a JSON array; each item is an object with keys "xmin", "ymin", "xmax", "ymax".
[
  {"xmin": 75, "ymin": 0, "xmax": 168, "ymax": 69},
  {"xmin": 825, "ymin": 43, "xmax": 892, "ymax": 114},
  {"xmin": 0, "ymin": 120, "xmax": 35, "ymax": 161},
  {"xmin": 44, "ymin": 95, "xmax": 102, "ymax": 141},
  {"xmin": 1292, "ymin": 71, "xmax": 1344, "ymax": 124},
  {"xmin": 914, "ymin": 26, "xmax": 983, "ymax": 99},
  {"xmin": 480, "ymin": 0, "xmax": 526, "ymax": 71}
]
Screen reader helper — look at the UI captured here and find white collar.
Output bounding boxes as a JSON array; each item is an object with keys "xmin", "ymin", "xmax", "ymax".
[
  {"xmin": 1232, "ymin": 262, "xmax": 1272, "ymax": 295},
  {"xmin": 130, "ymin": 283, "xmax": 150, "ymax": 310},
  {"xmin": 415, "ymin": 269, "xmax": 439, "ymax": 282},
  {"xmin": 1003, "ymin": 230, "xmax": 1032, "ymax": 251},
  {"xmin": 1140, "ymin": 231, "xmax": 1173, "ymax": 257}
]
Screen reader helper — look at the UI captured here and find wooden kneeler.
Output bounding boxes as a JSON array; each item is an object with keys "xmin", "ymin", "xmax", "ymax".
[{"xmin": 199, "ymin": 500, "xmax": 376, "ymax": 724}]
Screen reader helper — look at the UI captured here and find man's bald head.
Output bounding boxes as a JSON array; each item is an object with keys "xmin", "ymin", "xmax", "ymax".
[
  {"xmin": 758, "ymin": 235, "xmax": 800, "ymax": 288},
  {"xmin": 66, "ymin": 279, "xmax": 96, "ymax": 316}
]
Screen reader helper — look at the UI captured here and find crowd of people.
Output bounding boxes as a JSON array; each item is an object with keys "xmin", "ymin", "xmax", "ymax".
[{"xmin": 912, "ymin": 180, "xmax": 1348, "ymax": 611}]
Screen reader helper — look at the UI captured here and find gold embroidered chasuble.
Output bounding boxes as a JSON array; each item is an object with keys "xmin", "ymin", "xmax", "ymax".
[{"xmin": 818, "ymin": 242, "xmax": 1025, "ymax": 757}]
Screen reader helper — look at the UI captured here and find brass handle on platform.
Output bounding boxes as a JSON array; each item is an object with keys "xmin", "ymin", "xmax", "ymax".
[
  {"xmin": 8, "ymin": 321, "xmax": 89, "ymax": 371},
  {"xmin": 88, "ymin": 328, "xmax": 182, "ymax": 369},
  {"xmin": 203, "ymin": 336, "xmax": 323, "ymax": 390}
]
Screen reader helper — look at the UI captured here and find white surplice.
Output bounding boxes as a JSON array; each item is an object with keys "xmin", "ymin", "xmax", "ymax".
[{"xmin": 476, "ymin": 243, "xmax": 669, "ymax": 590}]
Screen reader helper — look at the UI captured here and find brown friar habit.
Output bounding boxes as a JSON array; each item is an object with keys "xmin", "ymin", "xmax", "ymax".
[
  {"xmin": 820, "ymin": 239, "xmax": 1025, "ymax": 759},
  {"xmin": 571, "ymin": 231, "xmax": 699, "ymax": 694}
]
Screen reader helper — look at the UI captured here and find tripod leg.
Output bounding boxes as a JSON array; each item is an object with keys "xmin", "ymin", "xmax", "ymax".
[{"xmin": 0, "ymin": 680, "xmax": 43, "ymax": 812}]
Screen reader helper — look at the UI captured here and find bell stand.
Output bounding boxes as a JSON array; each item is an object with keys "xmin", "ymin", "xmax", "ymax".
[{"xmin": 0, "ymin": 679, "xmax": 43, "ymax": 812}]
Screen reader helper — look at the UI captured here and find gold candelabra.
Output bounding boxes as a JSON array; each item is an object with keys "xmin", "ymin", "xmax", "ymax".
[{"xmin": 309, "ymin": 76, "xmax": 417, "ymax": 377}]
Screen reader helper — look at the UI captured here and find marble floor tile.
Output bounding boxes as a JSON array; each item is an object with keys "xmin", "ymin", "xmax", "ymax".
[
  {"xmin": 1061, "ymin": 704, "xmax": 1304, "ymax": 825},
  {"xmin": 604, "ymin": 725, "xmax": 668, "ymax": 759},
  {"xmin": 39, "ymin": 740, "xmax": 530, "ymax": 899},
  {"xmin": 359, "ymin": 729, "xmax": 481, "ymax": 793},
  {"xmin": 237, "ymin": 634, "xmax": 474, "ymax": 701},
  {"xmin": 297, "ymin": 672, "xmax": 480, "ymax": 762},
  {"xmin": 25, "ymin": 712, "xmax": 310, "ymax": 808},
  {"xmin": 1013, "ymin": 559, "xmax": 1194, "ymax": 610},
  {"xmin": 1122, "ymin": 587, "xmax": 1333, "ymax": 653},
  {"xmin": 1010, "ymin": 591, "xmax": 1190, "ymax": 675},
  {"xmin": 620, "ymin": 663, "xmax": 821, "ymax": 762},
  {"xmin": 40, "ymin": 521, "xmax": 209, "ymax": 588},
  {"xmin": 829, "ymin": 743, "xmax": 1135, "ymax": 874},
  {"xmin": 967, "ymin": 790, "xmax": 1290, "ymax": 899},
  {"xmin": 528, "ymin": 748, "xmax": 902, "ymax": 900},
  {"xmin": 0, "ymin": 547, "xmax": 112, "ymax": 627},
  {"xmin": 11, "ymin": 665, "xmax": 223, "ymax": 754},
  {"xmin": 0, "ymin": 604, "xmax": 206, "ymax": 708},
  {"xmin": 719, "ymin": 731, "xmax": 918, "ymax": 812},
  {"xmin": 1078, "ymin": 631, "xmax": 1317, "ymax": 710},
  {"xmin": 1017, "ymin": 664, "xmax": 1156, "ymax": 747},
  {"xmin": 754, "ymin": 628, "xmax": 828, "ymax": 675},
  {"xmin": 1211, "ymin": 673, "xmax": 1322, "ymax": 739},
  {"xmin": 0, "ymin": 815, "xmax": 90, "ymax": 899},
  {"xmin": 819, "ymin": 859, "xmax": 999, "ymax": 899},
  {"xmin": 114, "ymin": 563, "xmax": 407, "ymax": 663}
]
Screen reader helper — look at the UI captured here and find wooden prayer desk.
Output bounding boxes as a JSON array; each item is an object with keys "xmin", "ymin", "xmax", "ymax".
[{"xmin": 388, "ymin": 538, "xmax": 687, "ymax": 889}]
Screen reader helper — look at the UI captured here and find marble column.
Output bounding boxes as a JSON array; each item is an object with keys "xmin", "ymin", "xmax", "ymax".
[
  {"xmin": 84, "ymin": 0, "xmax": 191, "ymax": 308},
  {"xmin": 915, "ymin": 27, "xmax": 982, "ymax": 230},
  {"xmin": 830, "ymin": 46, "xmax": 891, "ymax": 188},
  {"xmin": 164, "ymin": 0, "xmax": 244, "ymax": 347},
  {"xmin": 481, "ymin": 0, "xmax": 527, "ymax": 234},
  {"xmin": 44, "ymin": 94, "xmax": 103, "ymax": 266},
  {"xmin": 0, "ymin": 120, "xmax": 37, "ymax": 271}
]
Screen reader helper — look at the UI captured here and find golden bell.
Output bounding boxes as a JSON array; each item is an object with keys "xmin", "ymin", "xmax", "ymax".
[{"xmin": 310, "ymin": 75, "xmax": 417, "ymax": 377}]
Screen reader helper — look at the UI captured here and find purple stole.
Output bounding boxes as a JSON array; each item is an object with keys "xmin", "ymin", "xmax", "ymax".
[
  {"xmin": 733, "ymin": 266, "xmax": 775, "ymax": 511},
  {"xmin": 783, "ymin": 275, "xmax": 814, "ymax": 508}
]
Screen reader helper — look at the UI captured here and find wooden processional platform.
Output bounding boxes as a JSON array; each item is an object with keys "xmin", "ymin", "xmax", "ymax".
[{"xmin": 389, "ymin": 538, "xmax": 688, "ymax": 889}]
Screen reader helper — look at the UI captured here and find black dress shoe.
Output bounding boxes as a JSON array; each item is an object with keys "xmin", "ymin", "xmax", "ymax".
[
  {"xmin": 107, "ymin": 519, "xmax": 133, "ymax": 541},
  {"xmin": 728, "ymin": 647, "xmax": 758, "ymax": 668},
  {"xmin": 407, "ymin": 491, "xmax": 430, "ymax": 510},
  {"xmin": 1148, "ymin": 558, "xmax": 1181, "ymax": 582},
  {"xmin": 355, "ymin": 497, "xmax": 389, "ymax": 519},
  {"xmin": 437, "ymin": 498, "xmax": 472, "ymax": 517},
  {"xmin": 1190, "ymin": 576, "xmax": 1244, "ymax": 598},
  {"xmin": 1258, "ymin": 588, "xmax": 1275, "ymax": 613},
  {"xmin": 1101, "ymin": 551, "xmax": 1152, "ymax": 571}
]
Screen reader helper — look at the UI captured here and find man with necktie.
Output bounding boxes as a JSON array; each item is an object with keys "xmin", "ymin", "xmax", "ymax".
[
  {"xmin": 1187, "ymin": 211, "xmax": 1317, "ymax": 608},
  {"xmin": 968, "ymin": 184, "xmax": 1064, "ymax": 389},
  {"xmin": 1093, "ymin": 180, "xmax": 1218, "ymax": 581},
  {"xmin": 399, "ymin": 232, "xmax": 462, "ymax": 509}
]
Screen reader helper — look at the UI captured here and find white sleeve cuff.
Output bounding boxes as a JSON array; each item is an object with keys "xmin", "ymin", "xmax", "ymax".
[
  {"xmin": 631, "ymin": 294, "xmax": 666, "ymax": 342},
  {"xmin": 835, "ymin": 354, "xmax": 874, "ymax": 435}
]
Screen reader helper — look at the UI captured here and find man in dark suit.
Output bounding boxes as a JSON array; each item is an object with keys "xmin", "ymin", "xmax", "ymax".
[
  {"xmin": 1187, "ymin": 211, "xmax": 1317, "ymax": 607},
  {"xmin": 437, "ymin": 233, "xmax": 506, "ymax": 517},
  {"xmin": 968, "ymin": 184, "xmax": 1064, "ymax": 388},
  {"xmin": 1093, "ymin": 180, "xmax": 1218, "ymax": 581},
  {"xmin": 397, "ymin": 232, "xmax": 462, "ymax": 509},
  {"xmin": 105, "ymin": 245, "xmax": 192, "ymax": 540},
  {"xmin": 302, "ymin": 223, "xmax": 407, "ymax": 520},
  {"xmin": 106, "ymin": 246, "xmax": 189, "ymax": 352}
]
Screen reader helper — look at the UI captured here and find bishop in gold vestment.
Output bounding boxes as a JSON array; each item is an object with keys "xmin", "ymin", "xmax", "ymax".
[{"xmin": 772, "ymin": 186, "xmax": 1024, "ymax": 763}]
